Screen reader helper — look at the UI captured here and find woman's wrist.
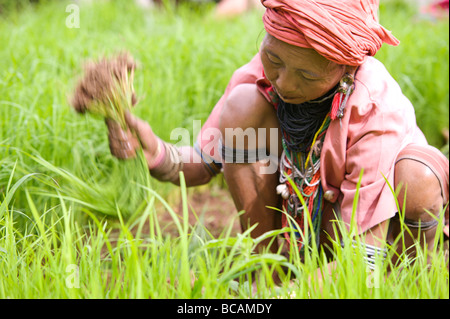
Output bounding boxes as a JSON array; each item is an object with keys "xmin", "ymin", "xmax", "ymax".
[
  {"xmin": 147, "ymin": 139, "xmax": 166, "ymax": 169},
  {"xmin": 148, "ymin": 141, "xmax": 184, "ymax": 183}
]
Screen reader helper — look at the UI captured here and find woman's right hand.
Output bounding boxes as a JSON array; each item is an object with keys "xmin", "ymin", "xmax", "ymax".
[
  {"xmin": 105, "ymin": 112, "xmax": 162, "ymax": 165},
  {"xmin": 106, "ymin": 111, "xmax": 215, "ymax": 187}
]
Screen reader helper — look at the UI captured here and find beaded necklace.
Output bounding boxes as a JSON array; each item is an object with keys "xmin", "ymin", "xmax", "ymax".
[
  {"xmin": 278, "ymin": 114, "xmax": 330, "ymax": 251},
  {"xmin": 266, "ymin": 86, "xmax": 334, "ymax": 251},
  {"xmin": 262, "ymin": 73, "xmax": 354, "ymax": 251}
]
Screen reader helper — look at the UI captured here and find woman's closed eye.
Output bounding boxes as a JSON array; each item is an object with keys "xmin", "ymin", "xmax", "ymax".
[
  {"xmin": 266, "ymin": 53, "xmax": 282, "ymax": 66},
  {"xmin": 297, "ymin": 70, "xmax": 321, "ymax": 81}
]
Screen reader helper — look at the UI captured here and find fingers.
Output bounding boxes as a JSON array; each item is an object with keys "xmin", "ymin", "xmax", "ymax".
[
  {"xmin": 124, "ymin": 111, "xmax": 154, "ymax": 150},
  {"xmin": 106, "ymin": 113, "xmax": 158, "ymax": 162},
  {"xmin": 106, "ymin": 118, "xmax": 139, "ymax": 160}
]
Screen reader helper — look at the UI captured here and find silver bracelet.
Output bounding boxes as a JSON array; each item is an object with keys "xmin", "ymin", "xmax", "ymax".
[
  {"xmin": 342, "ymin": 239, "xmax": 388, "ymax": 271},
  {"xmin": 150, "ymin": 142, "xmax": 183, "ymax": 183}
]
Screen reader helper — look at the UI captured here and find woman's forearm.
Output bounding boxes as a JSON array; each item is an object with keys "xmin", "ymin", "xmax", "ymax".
[{"xmin": 168, "ymin": 145, "xmax": 214, "ymax": 187}]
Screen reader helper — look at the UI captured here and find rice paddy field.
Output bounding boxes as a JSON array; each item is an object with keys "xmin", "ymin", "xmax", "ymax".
[{"xmin": 0, "ymin": 0, "xmax": 448, "ymax": 300}]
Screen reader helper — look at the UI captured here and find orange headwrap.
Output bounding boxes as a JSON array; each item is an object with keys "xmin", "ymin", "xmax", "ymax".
[{"xmin": 261, "ymin": 0, "xmax": 400, "ymax": 66}]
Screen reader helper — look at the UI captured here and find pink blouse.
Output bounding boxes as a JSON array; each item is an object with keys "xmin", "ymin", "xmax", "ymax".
[{"xmin": 196, "ymin": 53, "xmax": 427, "ymax": 234}]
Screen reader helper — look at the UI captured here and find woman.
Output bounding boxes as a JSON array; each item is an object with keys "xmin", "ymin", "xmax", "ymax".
[{"xmin": 106, "ymin": 0, "xmax": 449, "ymax": 267}]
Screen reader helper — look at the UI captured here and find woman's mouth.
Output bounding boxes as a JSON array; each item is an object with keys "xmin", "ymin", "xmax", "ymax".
[
  {"xmin": 279, "ymin": 94, "xmax": 296, "ymax": 101},
  {"xmin": 274, "ymin": 88, "xmax": 304, "ymax": 103},
  {"xmin": 278, "ymin": 94, "xmax": 304, "ymax": 104}
]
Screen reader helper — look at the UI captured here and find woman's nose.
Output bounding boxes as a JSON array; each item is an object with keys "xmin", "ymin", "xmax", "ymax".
[{"xmin": 275, "ymin": 70, "xmax": 298, "ymax": 95}]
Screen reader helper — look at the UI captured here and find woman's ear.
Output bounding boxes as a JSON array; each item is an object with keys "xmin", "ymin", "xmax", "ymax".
[{"xmin": 344, "ymin": 65, "xmax": 358, "ymax": 76}]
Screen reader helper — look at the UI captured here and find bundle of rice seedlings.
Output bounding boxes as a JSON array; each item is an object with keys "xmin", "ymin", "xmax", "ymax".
[{"xmin": 70, "ymin": 52, "xmax": 138, "ymax": 129}]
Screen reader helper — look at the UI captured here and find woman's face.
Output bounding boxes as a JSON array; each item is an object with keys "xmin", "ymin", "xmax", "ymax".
[{"xmin": 260, "ymin": 33, "xmax": 349, "ymax": 104}]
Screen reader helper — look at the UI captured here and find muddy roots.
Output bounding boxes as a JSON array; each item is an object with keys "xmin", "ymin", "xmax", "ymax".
[{"xmin": 70, "ymin": 52, "xmax": 138, "ymax": 127}]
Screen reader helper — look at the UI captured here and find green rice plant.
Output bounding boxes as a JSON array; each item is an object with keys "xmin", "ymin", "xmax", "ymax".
[
  {"xmin": 0, "ymin": 169, "xmax": 448, "ymax": 298},
  {"xmin": 271, "ymin": 168, "xmax": 449, "ymax": 299}
]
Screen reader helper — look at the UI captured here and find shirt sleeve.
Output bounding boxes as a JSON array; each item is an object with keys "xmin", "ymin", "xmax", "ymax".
[{"xmin": 321, "ymin": 60, "xmax": 427, "ymax": 233}]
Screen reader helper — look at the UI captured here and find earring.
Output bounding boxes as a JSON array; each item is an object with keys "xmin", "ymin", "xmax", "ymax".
[{"xmin": 331, "ymin": 73, "xmax": 355, "ymax": 121}]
